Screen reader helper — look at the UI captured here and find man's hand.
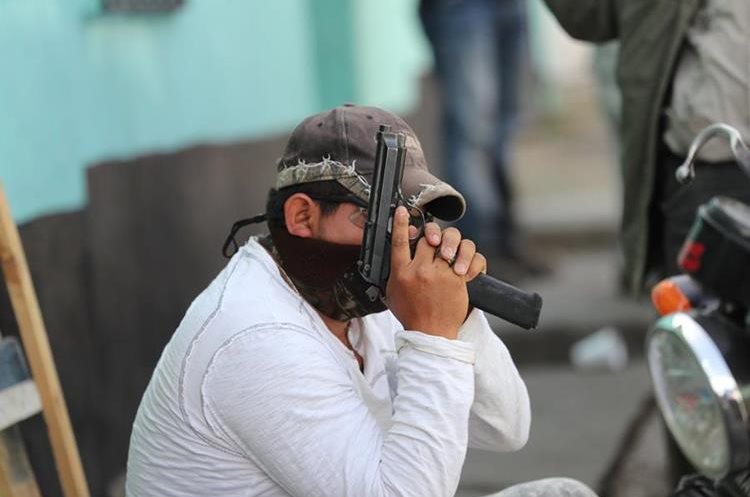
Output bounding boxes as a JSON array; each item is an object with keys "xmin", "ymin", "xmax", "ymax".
[
  {"xmin": 421, "ymin": 221, "xmax": 487, "ymax": 281},
  {"xmin": 386, "ymin": 206, "xmax": 485, "ymax": 339}
]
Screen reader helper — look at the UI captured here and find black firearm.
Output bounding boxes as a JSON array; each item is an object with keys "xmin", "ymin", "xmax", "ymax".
[{"xmin": 357, "ymin": 125, "xmax": 543, "ymax": 330}]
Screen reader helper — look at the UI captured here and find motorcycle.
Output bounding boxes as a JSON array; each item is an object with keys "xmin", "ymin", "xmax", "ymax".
[{"xmin": 646, "ymin": 123, "xmax": 750, "ymax": 497}]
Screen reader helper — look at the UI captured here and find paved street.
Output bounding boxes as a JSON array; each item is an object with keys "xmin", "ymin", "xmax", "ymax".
[{"xmin": 457, "ymin": 361, "xmax": 655, "ymax": 497}]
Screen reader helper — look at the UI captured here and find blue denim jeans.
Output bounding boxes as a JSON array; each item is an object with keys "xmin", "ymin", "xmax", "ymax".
[{"xmin": 420, "ymin": 0, "xmax": 526, "ymax": 253}]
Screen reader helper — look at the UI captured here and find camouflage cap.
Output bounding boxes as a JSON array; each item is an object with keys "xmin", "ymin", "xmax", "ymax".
[{"xmin": 276, "ymin": 104, "xmax": 466, "ymax": 221}]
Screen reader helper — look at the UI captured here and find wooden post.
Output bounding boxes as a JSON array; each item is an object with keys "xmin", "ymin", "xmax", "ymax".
[{"xmin": 0, "ymin": 184, "xmax": 90, "ymax": 497}]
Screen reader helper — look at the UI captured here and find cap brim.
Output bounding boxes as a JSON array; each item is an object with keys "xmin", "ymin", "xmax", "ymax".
[{"xmin": 402, "ymin": 167, "xmax": 465, "ymax": 222}]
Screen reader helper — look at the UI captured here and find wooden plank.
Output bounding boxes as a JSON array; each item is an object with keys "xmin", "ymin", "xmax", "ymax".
[
  {"xmin": 0, "ymin": 184, "xmax": 90, "ymax": 497},
  {"xmin": 0, "ymin": 427, "xmax": 42, "ymax": 497}
]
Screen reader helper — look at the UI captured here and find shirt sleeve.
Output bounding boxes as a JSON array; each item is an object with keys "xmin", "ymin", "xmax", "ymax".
[
  {"xmin": 458, "ymin": 309, "xmax": 531, "ymax": 452},
  {"xmin": 201, "ymin": 324, "xmax": 475, "ymax": 497}
]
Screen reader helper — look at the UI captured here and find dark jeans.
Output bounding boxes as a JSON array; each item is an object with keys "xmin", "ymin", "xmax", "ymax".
[
  {"xmin": 656, "ymin": 145, "xmax": 750, "ymax": 278},
  {"xmin": 420, "ymin": 0, "xmax": 526, "ymax": 253}
]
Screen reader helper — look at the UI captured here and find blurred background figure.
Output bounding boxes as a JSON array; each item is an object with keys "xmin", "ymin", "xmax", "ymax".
[
  {"xmin": 542, "ymin": 0, "xmax": 750, "ymax": 493},
  {"xmin": 418, "ymin": 0, "xmax": 549, "ymax": 279},
  {"xmin": 543, "ymin": 0, "xmax": 750, "ymax": 297}
]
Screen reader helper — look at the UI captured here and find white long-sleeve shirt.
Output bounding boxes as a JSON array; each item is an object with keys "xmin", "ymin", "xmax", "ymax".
[{"xmin": 126, "ymin": 238, "xmax": 530, "ymax": 497}]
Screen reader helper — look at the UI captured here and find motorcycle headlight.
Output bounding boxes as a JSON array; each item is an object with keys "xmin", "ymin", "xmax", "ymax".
[{"xmin": 647, "ymin": 312, "xmax": 750, "ymax": 479}]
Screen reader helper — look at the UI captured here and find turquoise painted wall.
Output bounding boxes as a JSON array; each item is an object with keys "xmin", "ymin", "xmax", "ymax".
[
  {"xmin": 0, "ymin": 0, "xmax": 429, "ymax": 223},
  {"xmin": 352, "ymin": 0, "xmax": 431, "ymax": 111}
]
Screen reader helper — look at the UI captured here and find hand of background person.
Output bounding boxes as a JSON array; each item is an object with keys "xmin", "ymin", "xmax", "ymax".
[{"xmin": 386, "ymin": 206, "xmax": 486, "ymax": 339}]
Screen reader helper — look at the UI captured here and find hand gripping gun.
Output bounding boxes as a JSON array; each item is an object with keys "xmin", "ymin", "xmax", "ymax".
[{"xmin": 357, "ymin": 125, "xmax": 543, "ymax": 330}]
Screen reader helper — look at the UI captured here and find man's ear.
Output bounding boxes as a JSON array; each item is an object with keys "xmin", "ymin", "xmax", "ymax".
[{"xmin": 283, "ymin": 193, "xmax": 320, "ymax": 238}]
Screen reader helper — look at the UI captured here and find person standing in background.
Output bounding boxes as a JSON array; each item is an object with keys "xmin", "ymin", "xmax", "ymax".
[{"xmin": 419, "ymin": 0, "xmax": 548, "ymax": 279}]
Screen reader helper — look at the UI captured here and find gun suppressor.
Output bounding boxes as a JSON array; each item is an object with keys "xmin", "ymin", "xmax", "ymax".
[{"xmin": 467, "ymin": 274, "xmax": 542, "ymax": 330}]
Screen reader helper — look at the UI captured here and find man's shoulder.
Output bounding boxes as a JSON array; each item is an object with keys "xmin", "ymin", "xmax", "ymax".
[
  {"xmin": 213, "ymin": 239, "xmax": 307, "ymax": 320},
  {"xmin": 172, "ymin": 240, "xmax": 318, "ymax": 362}
]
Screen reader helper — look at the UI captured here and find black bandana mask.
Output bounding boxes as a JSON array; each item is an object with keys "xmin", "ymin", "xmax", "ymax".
[{"xmin": 261, "ymin": 227, "xmax": 387, "ymax": 321}]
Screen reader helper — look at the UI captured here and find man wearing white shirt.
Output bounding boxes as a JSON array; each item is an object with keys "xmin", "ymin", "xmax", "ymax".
[{"xmin": 125, "ymin": 104, "xmax": 596, "ymax": 497}]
